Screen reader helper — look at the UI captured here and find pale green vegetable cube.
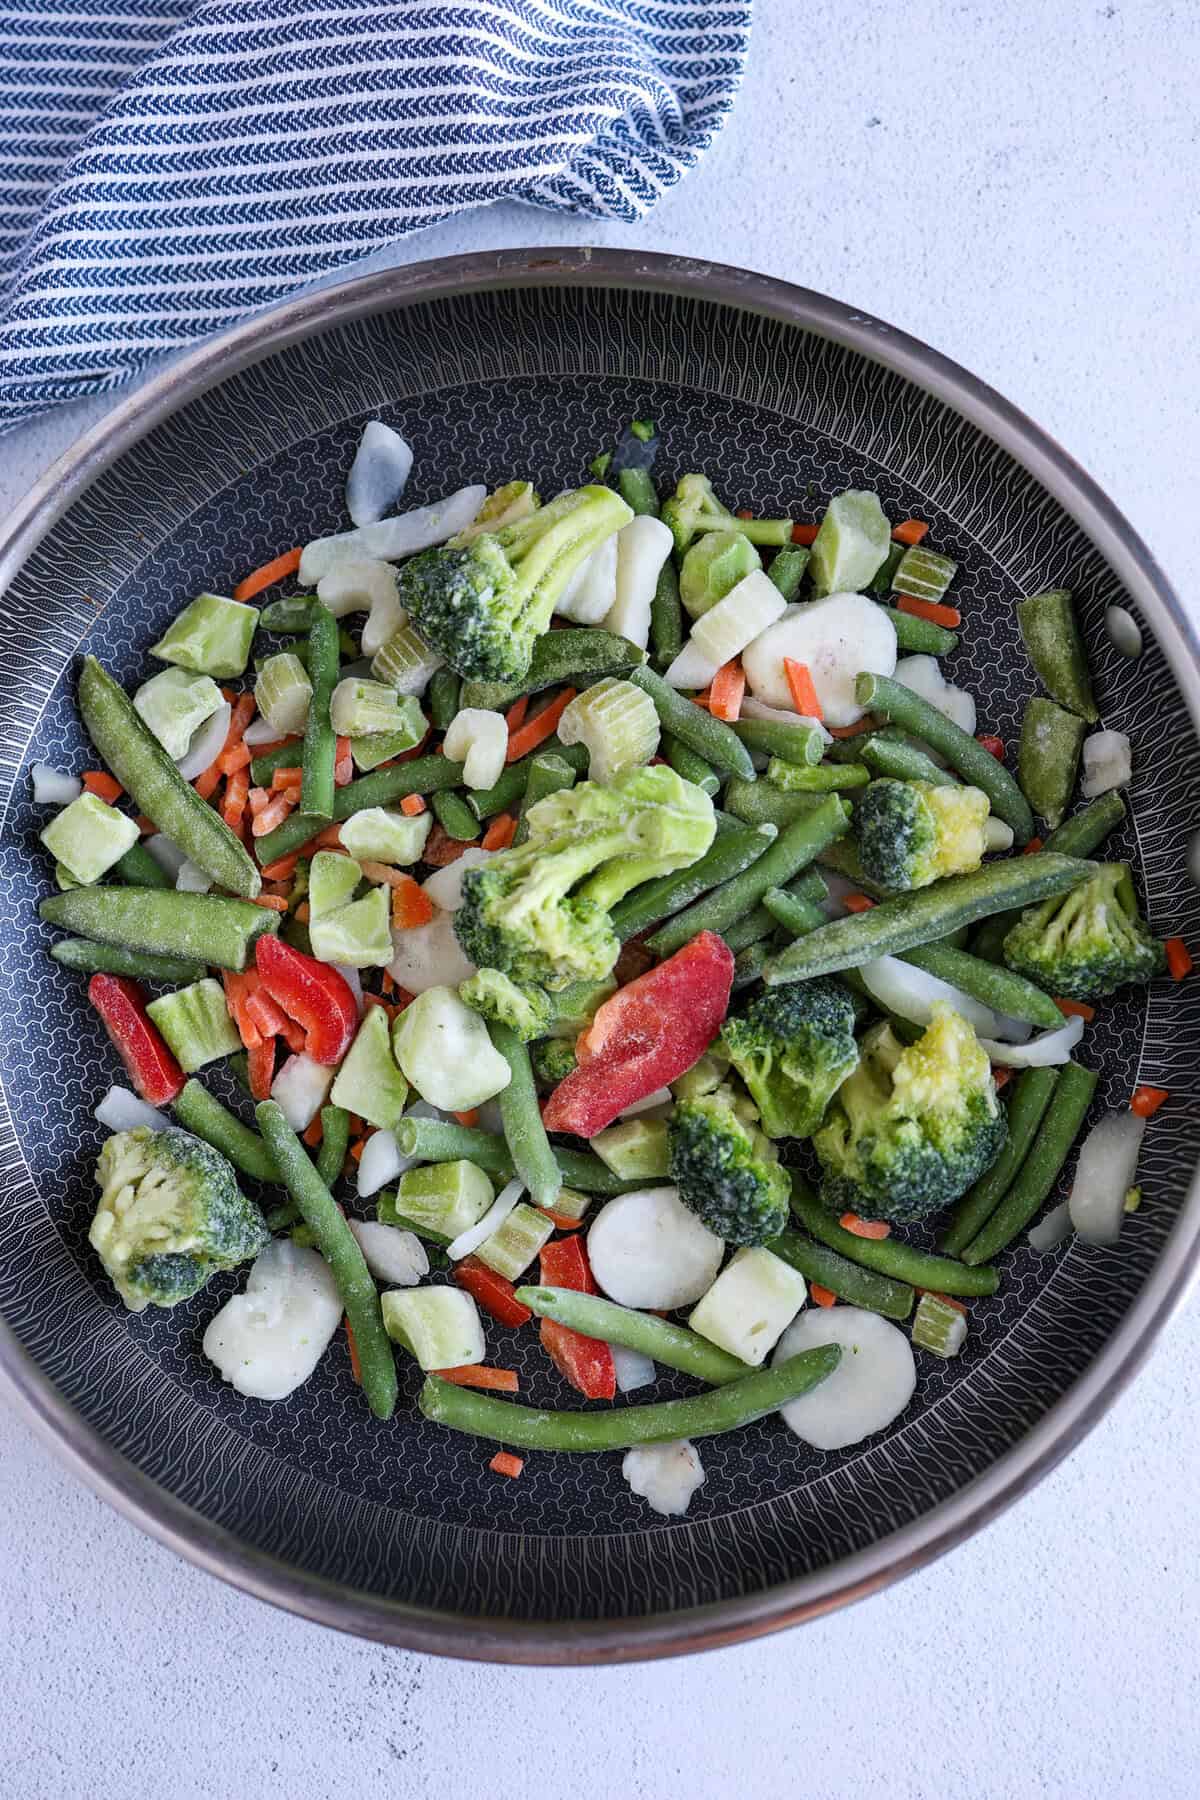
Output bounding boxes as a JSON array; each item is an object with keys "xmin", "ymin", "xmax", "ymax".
[
  {"xmin": 331, "ymin": 677, "xmax": 424, "ymax": 740},
  {"xmin": 150, "ymin": 592, "xmax": 259, "ymax": 678},
  {"xmin": 396, "ymin": 1158, "xmax": 494, "ymax": 1238},
  {"xmin": 350, "ymin": 717, "xmax": 428, "ymax": 772},
  {"xmin": 809, "ymin": 490, "xmax": 891, "ymax": 597},
  {"xmin": 689, "ymin": 1247, "xmax": 807, "ymax": 1366},
  {"xmin": 54, "ymin": 861, "xmax": 85, "ymax": 890},
  {"xmin": 254, "ymin": 652, "xmax": 312, "ymax": 733},
  {"xmin": 309, "ymin": 884, "xmax": 393, "ymax": 967},
  {"xmin": 40, "ymin": 791, "xmax": 139, "ymax": 884},
  {"xmin": 381, "ymin": 1286, "xmax": 484, "ymax": 1371},
  {"xmin": 309, "ymin": 849, "xmax": 361, "ymax": 918},
  {"xmin": 133, "ymin": 667, "xmax": 225, "ymax": 759},
  {"xmin": 339, "ymin": 807, "xmax": 431, "ymax": 865},
  {"xmin": 392, "ymin": 985, "xmax": 512, "ymax": 1110},
  {"xmin": 671, "ymin": 1052, "xmax": 730, "ymax": 1103},
  {"xmin": 329, "ymin": 1005, "xmax": 408, "ymax": 1129},
  {"xmin": 589, "ymin": 1118, "xmax": 671, "ymax": 1180},
  {"xmin": 146, "ymin": 978, "xmax": 241, "ymax": 1072},
  {"xmin": 370, "ymin": 622, "xmax": 443, "ymax": 696},
  {"xmin": 557, "ymin": 678, "xmax": 659, "ymax": 785},
  {"xmin": 475, "ymin": 1201, "xmax": 554, "ymax": 1281}
]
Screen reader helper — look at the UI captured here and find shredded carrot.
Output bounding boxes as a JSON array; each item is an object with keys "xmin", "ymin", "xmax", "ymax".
[
  {"xmin": 381, "ymin": 970, "xmax": 395, "ymax": 996},
  {"xmin": 247, "ymin": 786, "xmax": 272, "ymax": 818},
  {"xmin": 81, "ymin": 770, "xmax": 123, "ymax": 804},
  {"xmin": 344, "ymin": 1318, "xmax": 362, "ymax": 1385},
  {"xmin": 1166, "ymin": 937, "xmax": 1193, "ymax": 980},
  {"xmin": 302, "ymin": 1115, "xmax": 324, "ymax": 1147},
  {"xmin": 438, "ymin": 1365, "xmax": 521, "ymax": 1393},
  {"xmin": 247, "ymin": 1036, "xmax": 275, "ymax": 1101},
  {"xmin": 222, "ymin": 765, "xmax": 249, "ymax": 832},
  {"xmin": 783, "ymin": 658, "xmax": 822, "ymax": 720},
  {"xmin": 481, "ymin": 812, "xmax": 517, "ymax": 851},
  {"xmin": 399, "ymin": 794, "xmax": 426, "ymax": 816},
  {"xmin": 193, "ymin": 764, "xmax": 222, "ymax": 802},
  {"xmin": 389, "ymin": 873, "xmax": 435, "ymax": 929},
  {"xmin": 892, "ymin": 519, "xmax": 929, "ymax": 546},
  {"xmin": 246, "ymin": 736, "xmax": 294, "ymax": 761},
  {"xmin": 310, "ymin": 823, "xmax": 344, "ymax": 849},
  {"xmin": 839, "ymin": 1214, "xmax": 891, "ymax": 1240},
  {"xmin": 245, "ymin": 986, "xmax": 290, "ymax": 1039},
  {"xmin": 222, "ymin": 972, "xmax": 264, "ymax": 1050},
  {"xmin": 1131, "ymin": 1084, "xmax": 1169, "ymax": 1118},
  {"xmin": 217, "ymin": 741, "xmax": 251, "ymax": 777},
  {"xmin": 791, "ymin": 522, "xmax": 819, "ymax": 546},
  {"xmin": 453, "ymin": 1109, "xmax": 480, "ymax": 1127},
  {"xmin": 252, "ymin": 893, "xmax": 288, "ymax": 912},
  {"xmin": 690, "ymin": 688, "xmax": 712, "ymax": 711},
  {"xmin": 1023, "ymin": 836, "xmax": 1045, "ymax": 855},
  {"xmin": 896, "ymin": 594, "xmax": 962, "ymax": 629},
  {"xmin": 735, "ymin": 508, "xmax": 754, "ymax": 520},
  {"xmin": 810, "ymin": 1283, "xmax": 838, "ymax": 1308},
  {"xmin": 252, "ymin": 792, "xmax": 295, "ymax": 836},
  {"xmin": 505, "ymin": 687, "xmax": 577, "ymax": 762},
  {"xmin": 708, "ymin": 658, "xmax": 745, "ymax": 722},
  {"xmin": 843, "ymin": 893, "xmax": 875, "ymax": 913},
  {"xmin": 489, "ymin": 1452, "xmax": 524, "ymax": 1478},
  {"xmin": 505, "ymin": 696, "xmax": 529, "ymax": 733},
  {"xmin": 334, "ymin": 735, "xmax": 353, "ymax": 786},
  {"xmin": 348, "ymin": 1139, "xmax": 365, "ymax": 1163},
  {"xmin": 233, "ymin": 545, "xmax": 302, "ymax": 603},
  {"xmin": 1054, "ymin": 997, "xmax": 1095, "ymax": 1021},
  {"xmin": 991, "ymin": 1065, "xmax": 1012, "ymax": 1090},
  {"xmin": 827, "ymin": 716, "xmax": 875, "ymax": 739}
]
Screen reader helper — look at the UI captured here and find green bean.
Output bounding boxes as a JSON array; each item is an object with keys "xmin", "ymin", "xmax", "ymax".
[
  {"xmin": 732, "ymin": 937, "xmax": 778, "ymax": 989},
  {"xmin": 761, "ymin": 887, "xmax": 826, "ymax": 938},
  {"xmin": 970, "ymin": 792, "xmax": 1127, "ymax": 962},
  {"xmin": 1016, "ymin": 589, "xmax": 1098, "ymax": 722},
  {"xmin": 265, "ymin": 1200, "xmax": 300, "ymax": 1232},
  {"xmin": 391, "ymin": 1116, "xmax": 645, "ymax": 1193},
  {"xmin": 899, "ymin": 942, "xmax": 1065, "ymax": 1029},
  {"xmin": 1018, "ymin": 697, "xmax": 1084, "ymax": 830},
  {"xmin": 722, "ymin": 867, "xmax": 829, "ymax": 953},
  {"xmin": 616, "ymin": 467, "xmax": 659, "ymax": 516},
  {"xmin": 647, "ymin": 796, "xmax": 850, "ymax": 958},
  {"xmin": 869, "ymin": 543, "xmax": 906, "ymax": 595},
  {"xmin": 299, "ymin": 605, "xmax": 339, "ymax": 820},
  {"xmin": 767, "ymin": 1230, "xmax": 915, "ymax": 1320},
  {"xmin": 515, "ymin": 750, "xmax": 576, "ymax": 845},
  {"xmin": 40, "ymin": 886, "xmax": 279, "ymax": 972},
  {"xmin": 764, "ymin": 853, "xmax": 1092, "ymax": 984},
  {"xmin": 628, "ymin": 665, "xmax": 756, "ymax": 780},
  {"xmin": 227, "ymin": 1050, "xmax": 251, "ymax": 1095},
  {"xmin": 77, "ymin": 657, "xmax": 260, "ymax": 898},
  {"xmin": 960, "ymin": 1062, "xmax": 1098, "ymax": 1264},
  {"xmin": 256, "ymin": 1100, "xmax": 397, "ymax": 1419},
  {"xmin": 250, "ymin": 738, "xmax": 305, "ymax": 787},
  {"xmin": 860, "ymin": 733, "xmax": 957, "ymax": 788},
  {"xmin": 49, "ymin": 936, "xmax": 206, "ymax": 984},
  {"xmin": 490, "ymin": 1023, "xmax": 560, "ymax": 1209},
  {"xmin": 650, "ymin": 558, "xmax": 684, "ymax": 671},
  {"xmin": 939, "ymin": 1068, "xmax": 1060, "ymax": 1256},
  {"xmin": 459, "ymin": 629, "xmax": 645, "ymax": 710},
  {"xmin": 431, "ymin": 789, "xmax": 481, "ymax": 843},
  {"xmin": 767, "ymin": 547, "xmax": 810, "ymax": 601},
  {"xmin": 730, "ymin": 716, "xmax": 824, "ymax": 766},
  {"xmin": 856, "ymin": 672, "xmax": 1034, "ymax": 842},
  {"xmin": 877, "ymin": 605, "xmax": 959, "ymax": 654},
  {"xmin": 112, "ymin": 841, "xmax": 172, "ymax": 889},
  {"xmin": 419, "ymin": 1347, "xmax": 842, "ymax": 1451},
  {"xmin": 790, "ymin": 1180, "xmax": 999, "ymax": 1296},
  {"xmin": 661, "ymin": 731, "xmax": 720, "ymax": 795},
  {"xmin": 173, "ymin": 1078, "xmax": 279, "ymax": 1183},
  {"xmin": 316, "ymin": 1104, "xmax": 351, "ymax": 1189},
  {"xmin": 610, "ymin": 824, "xmax": 776, "ymax": 942},
  {"xmin": 258, "ymin": 595, "xmax": 319, "ymax": 633},
  {"xmin": 427, "ymin": 667, "xmax": 461, "ymax": 731},
  {"xmin": 516, "ymin": 1286, "xmax": 751, "ymax": 1384},
  {"xmin": 723, "ymin": 776, "xmax": 831, "ymax": 830},
  {"xmin": 467, "ymin": 742, "xmax": 588, "ymax": 822},
  {"xmin": 767, "ymin": 758, "xmax": 869, "ymax": 792}
]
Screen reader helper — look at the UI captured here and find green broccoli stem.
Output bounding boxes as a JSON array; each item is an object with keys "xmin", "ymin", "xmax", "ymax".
[{"xmin": 790, "ymin": 1179, "xmax": 1000, "ymax": 1296}]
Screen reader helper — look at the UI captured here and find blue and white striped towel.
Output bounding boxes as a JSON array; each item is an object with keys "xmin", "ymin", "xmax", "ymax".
[{"xmin": 0, "ymin": 1, "xmax": 750, "ymax": 433}]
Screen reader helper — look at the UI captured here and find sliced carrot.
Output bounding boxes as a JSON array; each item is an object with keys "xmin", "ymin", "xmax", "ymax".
[
  {"xmin": 278, "ymin": 1016, "xmax": 306, "ymax": 1054},
  {"xmin": 227, "ymin": 690, "xmax": 256, "ymax": 742},
  {"xmin": 791, "ymin": 522, "xmax": 819, "ymax": 546},
  {"xmin": 251, "ymin": 793, "xmax": 295, "ymax": 837},
  {"xmin": 453, "ymin": 1109, "xmax": 480, "ymax": 1128},
  {"xmin": 839, "ymin": 1213, "xmax": 891, "ymax": 1239},
  {"xmin": 217, "ymin": 741, "xmax": 252, "ymax": 777},
  {"xmin": 538, "ymin": 1208, "xmax": 585, "ymax": 1231},
  {"xmin": 310, "ymin": 823, "xmax": 344, "ymax": 849},
  {"xmin": 481, "ymin": 812, "xmax": 517, "ymax": 851},
  {"xmin": 1131, "ymin": 1084, "xmax": 1169, "ymax": 1118},
  {"xmin": 270, "ymin": 765, "xmax": 303, "ymax": 791},
  {"xmin": 1023, "ymin": 836, "xmax": 1045, "ymax": 855},
  {"xmin": 294, "ymin": 901, "xmax": 311, "ymax": 923},
  {"xmin": 247, "ymin": 786, "xmax": 272, "ymax": 818},
  {"xmin": 505, "ymin": 696, "xmax": 529, "ymax": 733},
  {"xmin": 436, "ymin": 1366, "xmax": 520, "ymax": 1393},
  {"xmin": 505, "ymin": 687, "xmax": 578, "ymax": 762},
  {"xmin": 233, "ymin": 545, "xmax": 302, "ymax": 603},
  {"xmin": 896, "ymin": 594, "xmax": 961, "ymax": 629},
  {"xmin": 489, "ymin": 1452, "xmax": 525, "ymax": 1478},
  {"xmin": 222, "ymin": 765, "xmax": 249, "ymax": 832},
  {"xmin": 690, "ymin": 688, "xmax": 712, "ymax": 711},
  {"xmin": 810, "ymin": 1283, "xmax": 837, "ymax": 1308},
  {"xmin": 193, "ymin": 764, "xmax": 222, "ymax": 802},
  {"xmin": 259, "ymin": 849, "xmax": 301, "ymax": 881},
  {"xmin": 252, "ymin": 893, "xmax": 288, "ymax": 912},
  {"xmin": 892, "ymin": 519, "xmax": 929, "ymax": 546},
  {"xmin": 81, "ymin": 770, "xmax": 123, "ymax": 804},
  {"xmin": 843, "ymin": 893, "xmax": 875, "ymax": 913},
  {"xmin": 708, "ymin": 658, "xmax": 745, "ymax": 722},
  {"xmin": 735, "ymin": 508, "xmax": 754, "ymax": 520},
  {"xmin": 399, "ymin": 794, "xmax": 426, "ymax": 817},
  {"xmin": 302, "ymin": 1114, "xmax": 324, "ymax": 1147},
  {"xmin": 247, "ymin": 1036, "xmax": 275, "ymax": 1101},
  {"xmin": 1165, "ymin": 937, "xmax": 1193, "ymax": 980},
  {"xmin": 245, "ymin": 986, "xmax": 291, "ymax": 1040},
  {"xmin": 348, "ymin": 1140, "xmax": 365, "ymax": 1163},
  {"xmin": 334, "ymin": 735, "xmax": 353, "ymax": 787},
  {"xmin": 344, "ymin": 1318, "xmax": 362, "ymax": 1385},
  {"xmin": 991, "ymin": 1065, "xmax": 1012, "ymax": 1091},
  {"xmin": 135, "ymin": 814, "xmax": 157, "ymax": 835},
  {"xmin": 390, "ymin": 873, "xmax": 436, "ymax": 929},
  {"xmin": 783, "ymin": 658, "xmax": 822, "ymax": 720},
  {"xmin": 1054, "ymin": 997, "xmax": 1095, "ymax": 1021},
  {"xmin": 222, "ymin": 973, "xmax": 263, "ymax": 1050}
]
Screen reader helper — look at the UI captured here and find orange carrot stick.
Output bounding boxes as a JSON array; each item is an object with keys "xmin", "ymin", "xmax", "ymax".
[
  {"xmin": 708, "ymin": 658, "xmax": 745, "ymax": 722},
  {"xmin": 892, "ymin": 519, "xmax": 929, "ymax": 545},
  {"xmin": 896, "ymin": 594, "xmax": 961, "ymax": 629},
  {"xmin": 505, "ymin": 687, "xmax": 577, "ymax": 762},
  {"xmin": 233, "ymin": 546, "xmax": 302, "ymax": 603},
  {"xmin": 783, "ymin": 658, "xmax": 822, "ymax": 720}
]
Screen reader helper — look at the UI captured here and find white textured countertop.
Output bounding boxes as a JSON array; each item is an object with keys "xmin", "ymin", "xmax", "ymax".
[{"xmin": 3, "ymin": 3, "xmax": 1198, "ymax": 1793}]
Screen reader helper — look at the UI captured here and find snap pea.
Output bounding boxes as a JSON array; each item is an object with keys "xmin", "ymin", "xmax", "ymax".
[
  {"xmin": 860, "ymin": 733, "xmax": 957, "ymax": 788},
  {"xmin": 250, "ymin": 738, "xmax": 305, "ymax": 787},
  {"xmin": 899, "ymin": 942, "xmax": 1065, "ymax": 1030},
  {"xmin": 877, "ymin": 605, "xmax": 959, "ymax": 654},
  {"xmin": 940, "ymin": 1067, "xmax": 1060, "ymax": 1256},
  {"xmin": 1018, "ymin": 697, "xmax": 1085, "ymax": 830},
  {"xmin": 1016, "ymin": 588, "xmax": 1098, "ymax": 722},
  {"xmin": 515, "ymin": 750, "xmax": 576, "ymax": 845},
  {"xmin": 730, "ymin": 716, "xmax": 824, "ymax": 766},
  {"xmin": 856, "ymin": 672, "xmax": 1034, "ymax": 842},
  {"xmin": 960, "ymin": 1062, "xmax": 1098, "ymax": 1264},
  {"xmin": 299, "ymin": 605, "xmax": 339, "ymax": 820},
  {"xmin": 609, "ymin": 824, "xmax": 777, "ymax": 942},
  {"xmin": 173, "ymin": 1078, "xmax": 278, "ymax": 1183},
  {"xmin": 516, "ymin": 1286, "xmax": 751, "ymax": 1384},
  {"xmin": 790, "ymin": 1180, "xmax": 1000, "ymax": 1296},
  {"xmin": 647, "ymin": 796, "xmax": 849, "ymax": 958},
  {"xmin": 723, "ymin": 776, "xmax": 830, "ymax": 830},
  {"xmin": 258, "ymin": 594, "xmax": 319, "ymax": 633},
  {"xmin": 650, "ymin": 558, "xmax": 684, "ymax": 671},
  {"xmin": 431, "ymin": 789, "xmax": 481, "ymax": 843},
  {"xmin": 459, "ymin": 629, "xmax": 645, "ymax": 710},
  {"xmin": 419, "ymin": 1347, "xmax": 842, "ymax": 1451},
  {"xmin": 767, "ymin": 547, "xmax": 810, "ymax": 601},
  {"xmin": 427, "ymin": 667, "xmax": 461, "ymax": 731},
  {"xmin": 628, "ymin": 665, "xmax": 756, "ymax": 781},
  {"xmin": 767, "ymin": 758, "xmax": 869, "ymax": 792},
  {"xmin": 40, "ymin": 886, "xmax": 279, "ymax": 972},
  {"xmin": 256, "ymin": 1100, "xmax": 397, "ymax": 1419},
  {"xmin": 490, "ymin": 1023, "xmax": 561, "ymax": 1209},
  {"xmin": 77, "ymin": 657, "xmax": 260, "ymax": 898},
  {"xmin": 765, "ymin": 853, "xmax": 1092, "ymax": 984},
  {"xmin": 391, "ymin": 1116, "xmax": 645, "ymax": 1193},
  {"xmin": 661, "ymin": 731, "xmax": 720, "ymax": 795},
  {"xmin": 316, "ymin": 1104, "xmax": 351, "ymax": 1189},
  {"xmin": 760, "ymin": 887, "xmax": 826, "ymax": 938},
  {"xmin": 49, "ymin": 937, "xmax": 206, "ymax": 985},
  {"xmin": 766, "ymin": 1229, "xmax": 915, "ymax": 1320},
  {"xmin": 969, "ymin": 791, "xmax": 1126, "ymax": 962},
  {"xmin": 113, "ymin": 842, "xmax": 172, "ymax": 890},
  {"xmin": 616, "ymin": 467, "xmax": 659, "ymax": 516}
]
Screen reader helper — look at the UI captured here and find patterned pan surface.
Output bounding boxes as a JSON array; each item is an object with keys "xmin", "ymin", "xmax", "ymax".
[{"xmin": 1, "ymin": 255, "xmax": 1198, "ymax": 1660}]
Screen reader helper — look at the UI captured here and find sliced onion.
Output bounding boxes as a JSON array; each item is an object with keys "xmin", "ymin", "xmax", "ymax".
[
  {"xmin": 345, "ymin": 420, "xmax": 413, "ymax": 527},
  {"xmin": 978, "ymin": 1013, "xmax": 1084, "ymax": 1067},
  {"xmin": 618, "ymin": 1086, "xmax": 673, "ymax": 1120},
  {"xmin": 300, "ymin": 484, "xmax": 487, "ymax": 583},
  {"xmin": 858, "ymin": 955, "xmax": 999, "ymax": 1037},
  {"xmin": 30, "ymin": 763, "xmax": 82, "ymax": 806},
  {"xmin": 356, "ymin": 1128, "xmax": 403, "ymax": 1198},
  {"xmin": 348, "ymin": 1220, "xmax": 428, "ymax": 1286},
  {"xmin": 447, "ymin": 1178, "xmax": 524, "ymax": 1260},
  {"xmin": 1105, "ymin": 604, "xmax": 1142, "ymax": 660},
  {"xmin": 243, "ymin": 714, "xmax": 284, "ymax": 747},
  {"xmin": 176, "ymin": 859, "xmax": 213, "ymax": 893},
  {"xmin": 175, "ymin": 700, "xmax": 231, "ymax": 781},
  {"xmin": 1068, "ymin": 1110, "xmax": 1146, "ymax": 1246},
  {"xmin": 1028, "ymin": 1200, "xmax": 1074, "ymax": 1253},
  {"xmin": 144, "ymin": 833, "xmax": 187, "ymax": 881},
  {"xmin": 611, "ymin": 1344, "xmax": 656, "ymax": 1393},
  {"xmin": 270, "ymin": 1052, "xmax": 333, "ymax": 1131},
  {"xmin": 94, "ymin": 1085, "xmax": 169, "ymax": 1133},
  {"xmin": 332, "ymin": 963, "xmax": 364, "ymax": 1016}
]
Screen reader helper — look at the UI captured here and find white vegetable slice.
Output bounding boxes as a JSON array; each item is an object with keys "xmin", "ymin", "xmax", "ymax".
[
  {"xmin": 664, "ymin": 569, "xmax": 787, "ymax": 689},
  {"xmin": 242, "ymin": 714, "xmax": 284, "ymax": 747},
  {"xmin": 143, "ymin": 833, "xmax": 188, "ymax": 882},
  {"xmin": 203, "ymin": 1240, "xmax": 343, "ymax": 1401},
  {"xmin": 331, "ymin": 962, "xmax": 365, "ymax": 1016},
  {"xmin": 742, "ymin": 593, "xmax": 898, "ymax": 726},
  {"xmin": 978, "ymin": 1013, "xmax": 1084, "ymax": 1067},
  {"xmin": 30, "ymin": 763, "xmax": 82, "ymax": 806},
  {"xmin": 443, "ymin": 707, "xmax": 508, "ymax": 790},
  {"xmin": 175, "ymin": 859, "xmax": 213, "ymax": 893},
  {"xmin": 356, "ymin": 1127, "xmax": 403, "ymax": 1198},
  {"xmin": 392, "ymin": 984, "xmax": 511, "ymax": 1111},
  {"xmin": 1081, "ymin": 729, "xmax": 1133, "ymax": 799},
  {"xmin": 740, "ymin": 696, "xmax": 832, "ymax": 743},
  {"xmin": 984, "ymin": 817, "xmax": 1015, "ymax": 853},
  {"xmin": 857, "ymin": 954, "xmax": 1000, "ymax": 1038},
  {"xmin": 587, "ymin": 1187, "xmax": 724, "ymax": 1310},
  {"xmin": 345, "ymin": 420, "xmax": 413, "ymax": 527},
  {"xmin": 299, "ymin": 484, "xmax": 487, "ymax": 583},
  {"xmin": 894, "ymin": 654, "xmax": 977, "ymax": 734},
  {"xmin": 1104, "ymin": 604, "xmax": 1142, "ymax": 660},
  {"xmin": 774, "ymin": 1307, "xmax": 916, "ymax": 1450},
  {"xmin": 618, "ymin": 1086, "xmax": 673, "ymax": 1119},
  {"xmin": 270, "ymin": 1052, "xmax": 334, "ymax": 1130},
  {"xmin": 387, "ymin": 849, "xmax": 493, "ymax": 992},
  {"xmin": 447, "ymin": 1177, "xmax": 524, "ymax": 1260},
  {"xmin": 603, "ymin": 514, "xmax": 673, "ymax": 651},
  {"xmin": 175, "ymin": 700, "xmax": 231, "ymax": 781},
  {"xmin": 422, "ymin": 846, "xmax": 492, "ymax": 912},
  {"xmin": 94, "ymin": 1085, "xmax": 169, "ymax": 1133},
  {"xmin": 555, "ymin": 532, "xmax": 619, "ymax": 625},
  {"xmin": 1067, "ymin": 1109, "xmax": 1146, "ymax": 1246},
  {"xmin": 348, "ymin": 1220, "xmax": 428, "ymax": 1286},
  {"xmin": 611, "ymin": 1344, "xmax": 657, "ymax": 1393},
  {"xmin": 622, "ymin": 1439, "xmax": 706, "ymax": 1515},
  {"xmin": 661, "ymin": 636, "xmax": 720, "ymax": 691},
  {"xmin": 1028, "ymin": 1199, "xmax": 1074, "ymax": 1253}
]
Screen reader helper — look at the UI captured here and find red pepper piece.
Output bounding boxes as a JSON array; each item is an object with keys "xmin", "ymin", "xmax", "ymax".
[
  {"xmin": 87, "ymin": 974, "xmax": 184, "ymax": 1107},
  {"xmin": 539, "ymin": 1233, "xmax": 597, "ymax": 1292},
  {"xmin": 453, "ymin": 1255, "xmax": 531, "ymax": 1328},
  {"xmin": 541, "ymin": 930, "xmax": 735, "ymax": 1138},
  {"xmin": 254, "ymin": 934, "xmax": 357, "ymax": 1066},
  {"xmin": 975, "ymin": 733, "xmax": 1006, "ymax": 760},
  {"xmin": 537, "ymin": 1234, "xmax": 615, "ymax": 1400}
]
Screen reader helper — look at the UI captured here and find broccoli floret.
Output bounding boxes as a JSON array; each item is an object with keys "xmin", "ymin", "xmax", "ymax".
[
  {"xmin": 720, "ymin": 978, "xmax": 859, "ymax": 1139},
  {"xmin": 453, "ymin": 763, "xmax": 715, "ymax": 989},
  {"xmin": 1002, "ymin": 861, "xmax": 1164, "ymax": 1000},
  {"xmin": 668, "ymin": 1084, "xmax": 791, "ymax": 1246},
  {"xmin": 661, "ymin": 474, "xmax": 736, "ymax": 556},
  {"xmin": 812, "ymin": 1005, "xmax": 1006, "ymax": 1224},
  {"xmin": 530, "ymin": 1038, "xmax": 578, "ymax": 1092},
  {"xmin": 398, "ymin": 484, "xmax": 632, "ymax": 682},
  {"xmin": 458, "ymin": 967, "xmax": 553, "ymax": 1041},
  {"xmin": 89, "ymin": 1126, "xmax": 268, "ymax": 1312},
  {"xmin": 855, "ymin": 778, "xmax": 990, "ymax": 891}
]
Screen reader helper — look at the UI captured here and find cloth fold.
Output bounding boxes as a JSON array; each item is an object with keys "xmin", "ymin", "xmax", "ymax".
[{"xmin": 0, "ymin": 0, "xmax": 751, "ymax": 432}]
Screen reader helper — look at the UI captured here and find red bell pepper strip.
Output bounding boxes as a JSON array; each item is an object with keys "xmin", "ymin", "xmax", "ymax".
[
  {"xmin": 453, "ymin": 1254, "xmax": 531, "ymax": 1328},
  {"xmin": 537, "ymin": 1234, "xmax": 615, "ymax": 1401},
  {"xmin": 254, "ymin": 934, "xmax": 357, "ymax": 1066},
  {"xmin": 87, "ymin": 974, "xmax": 184, "ymax": 1107},
  {"xmin": 541, "ymin": 930, "xmax": 735, "ymax": 1138}
]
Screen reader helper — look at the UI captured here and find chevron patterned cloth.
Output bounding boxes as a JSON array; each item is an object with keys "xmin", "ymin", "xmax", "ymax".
[{"xmin": 0, "ymin": 1, "xmax": 750, "ymax": 431}]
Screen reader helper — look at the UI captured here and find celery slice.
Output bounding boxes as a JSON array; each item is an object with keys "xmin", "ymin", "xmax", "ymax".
[
  {"xmin": 146, "ymin": 978, "xmax": 241, "ymax": 1072},
  {"xmin": 475, "ymin": 1201, "xmax": 554, "ymax": 1280},
  {"xmin": 589, "ymin": 1118, "xmax": 671, "ymax": 1179},
  {"xmin": 133, "ymin": 667, "xmax": 225, "ymax": 759},
  {"xmin": 396, "ymin": 1158, "xmax": 494, "ymax": 1238},
  {"xmin": 254, "ymin": 652, "xmax": 312, "ymax": 733},
  {"xmin": 338, "ymin": 807, "xmax": 431, "ymax": 865},
  {"xmin": 809, "ymin": 491, "xmax": 890, "ymax": 597},
  {"xmin": 381, "ymin": 1287, "xmax": 484, "ymax": 1371},
  {"xmin": 891, "ymin": 545, "xmax": 958, "ymax": 605},
  {"xmin": 911, "ymin": 1292, "xmax": 968, "ymax": 1358},
  {"xmin": 150, "ymin": 592, "xmax": 259, "ymax": 678},
  {"xmin": 309, "ymin": 884, "xmax": 393, "ymax": 967},
  {"xmin": 370, "ymin": 622, "xmax": 444, "ymax": 696},
  {"xmin": 331, "ymin": 677, "xmax": 423, "ymax": 740},
  {"xmin": 679, "ymin": 529, "xmax": 761, "ymax": 620},
  {"xmin": 557, "ymin": 677, "xmax": 660, "ymax": 785}
]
